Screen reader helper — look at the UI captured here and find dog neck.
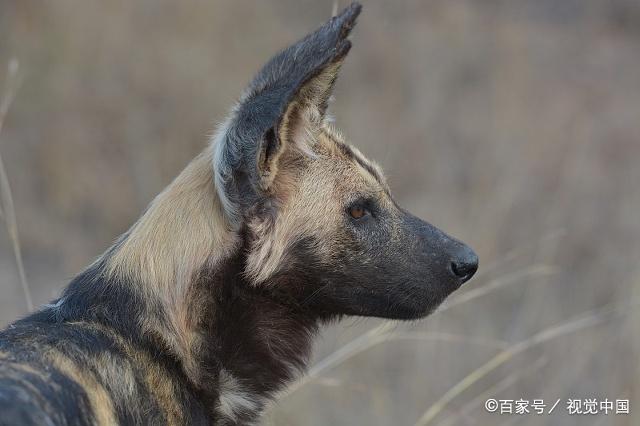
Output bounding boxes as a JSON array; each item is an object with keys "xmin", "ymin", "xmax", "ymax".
[
  {"xmin": 191, "ymin": 252, "xmax": 323, "ymax": 422},
  {"xmin": 54, "ymin": 147, "xmax": 325, "ymax": 422}
]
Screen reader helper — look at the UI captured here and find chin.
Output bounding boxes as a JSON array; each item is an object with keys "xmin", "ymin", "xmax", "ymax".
[
  {"xmin": 390, "ymin": 283, "xmax": 460, "ymax": 320},
  {"xmin": 386, "ymin": 302, "xmax": 439, "ymax": 320}
]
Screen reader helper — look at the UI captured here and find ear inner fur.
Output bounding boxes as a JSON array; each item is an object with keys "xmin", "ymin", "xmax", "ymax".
[{"xmin": 212, "ymin": 3, "xmax": 361, "ymax": 224}]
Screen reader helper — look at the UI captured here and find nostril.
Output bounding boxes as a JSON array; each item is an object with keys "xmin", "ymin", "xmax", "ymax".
[
  {"xmin": 450, "ymin": 253, "xmax": 479, "ymax": 283},
  {"xmin": 450, "ymin": 261, "xmax": 462, "ymax": 277}
]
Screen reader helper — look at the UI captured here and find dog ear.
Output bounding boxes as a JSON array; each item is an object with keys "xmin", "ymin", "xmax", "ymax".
[{"xmin": 214, "ymin": 3, "xmax": 361, "ymax": 225}]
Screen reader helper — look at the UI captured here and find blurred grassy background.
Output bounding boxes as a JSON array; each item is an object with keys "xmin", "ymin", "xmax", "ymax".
[{"xmin": 1, "ymin": 1, "xmax": 639, "ymax": 425}]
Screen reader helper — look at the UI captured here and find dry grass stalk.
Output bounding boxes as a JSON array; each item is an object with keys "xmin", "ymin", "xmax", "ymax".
[
  {"xmin": 412, "ymin": 303, "xmax": 628, "ymax": 426},
  {"xmin": 435, "ymin": 356, "xmax": 549, "ymax": 426},
  {"xmin": 0, "ymin": 59, "xmax": 32, "ymax": 312},
  {"xmin": 332, "ymin": 1, "xmax": 339, "ymax": 17}
]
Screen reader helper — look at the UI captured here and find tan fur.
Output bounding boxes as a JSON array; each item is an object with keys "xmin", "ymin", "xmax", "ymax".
[
  {"xmin": 263, "ymin": 61, "xmax": 345, "ymax": 193},
  {"xmin": 2, "ymin": 362, "xmax": 46, "ymax": 379},
  {"xmin": 141, "ymin": 363, "xmax": 184, "ymax": 425},
  {"xmin": 80, "ymin": 322, "xmax": 185, "ymax": 425},
  {"xmin": 321, "ymin": 126, "xmax": 387, "ymax": 188},
  {"xmin": 44, "ymin": 350, "xmax": 117, "ymax": 426},
  {"xmin": 279, "ymin": 62, "xmax": 342, "ymax": 152},
  {"xmin": 104, "ymin": 148, "xmax": 239, "ymax": 375}
]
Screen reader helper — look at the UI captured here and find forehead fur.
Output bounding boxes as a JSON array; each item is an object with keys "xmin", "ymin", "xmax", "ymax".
[{"xmin": 317, "ymin": 125, "xmax": 388, "ymax": 191}]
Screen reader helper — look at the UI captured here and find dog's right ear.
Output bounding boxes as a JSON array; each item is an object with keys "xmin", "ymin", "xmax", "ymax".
[{"xmin": 213, "ymin": 2, "xmax": 361, "ymax": 228}]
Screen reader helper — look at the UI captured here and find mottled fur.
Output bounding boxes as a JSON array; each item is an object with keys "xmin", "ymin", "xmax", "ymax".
[{"xmin": 0, "ymin": 3, "xmax": 477, "ymax": 425}]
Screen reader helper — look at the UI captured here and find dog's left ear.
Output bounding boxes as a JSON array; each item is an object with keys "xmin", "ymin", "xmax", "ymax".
[{"xmin": 214, "ymin": 3, "xmax": 361, "ymax": 225}]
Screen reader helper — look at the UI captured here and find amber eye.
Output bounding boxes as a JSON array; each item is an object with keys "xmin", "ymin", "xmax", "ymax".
[{"xmin": 349, "ymin": 206, "xmax": 367, "ymax": 219}]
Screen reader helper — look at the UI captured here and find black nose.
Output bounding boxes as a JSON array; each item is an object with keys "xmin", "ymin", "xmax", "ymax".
[{"xmin": 450, "ymin": 247, "xmax": 478, "ymax": 283}]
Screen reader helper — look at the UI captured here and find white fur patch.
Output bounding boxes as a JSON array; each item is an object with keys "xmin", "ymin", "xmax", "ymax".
[
  {"xmin": 42, "ymin": 297, "xmax": 65, "ymax": 309},
  {"xmin": 217, "ymin": 369, "xmax": 260, "ymax": 423},
  {"xmin": 211, "ymin": 116, "xmax": 241, "ymax": 229}
]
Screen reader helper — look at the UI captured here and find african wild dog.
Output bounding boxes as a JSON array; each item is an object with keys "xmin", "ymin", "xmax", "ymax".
[{"xmin": 0, "ymin": 3, "xmax": 477, "ymax": 425}]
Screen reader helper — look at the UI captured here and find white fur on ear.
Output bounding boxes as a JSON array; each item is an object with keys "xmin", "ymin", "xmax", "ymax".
[{"xmin": 211, "ymin": 115, "xmax": 243, "ymax": 230}]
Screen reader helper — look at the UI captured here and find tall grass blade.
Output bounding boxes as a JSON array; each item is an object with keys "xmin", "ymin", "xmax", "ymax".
[{"xmin": 0, "ymin": 59, "xmax": 32, "ymax": 312}]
